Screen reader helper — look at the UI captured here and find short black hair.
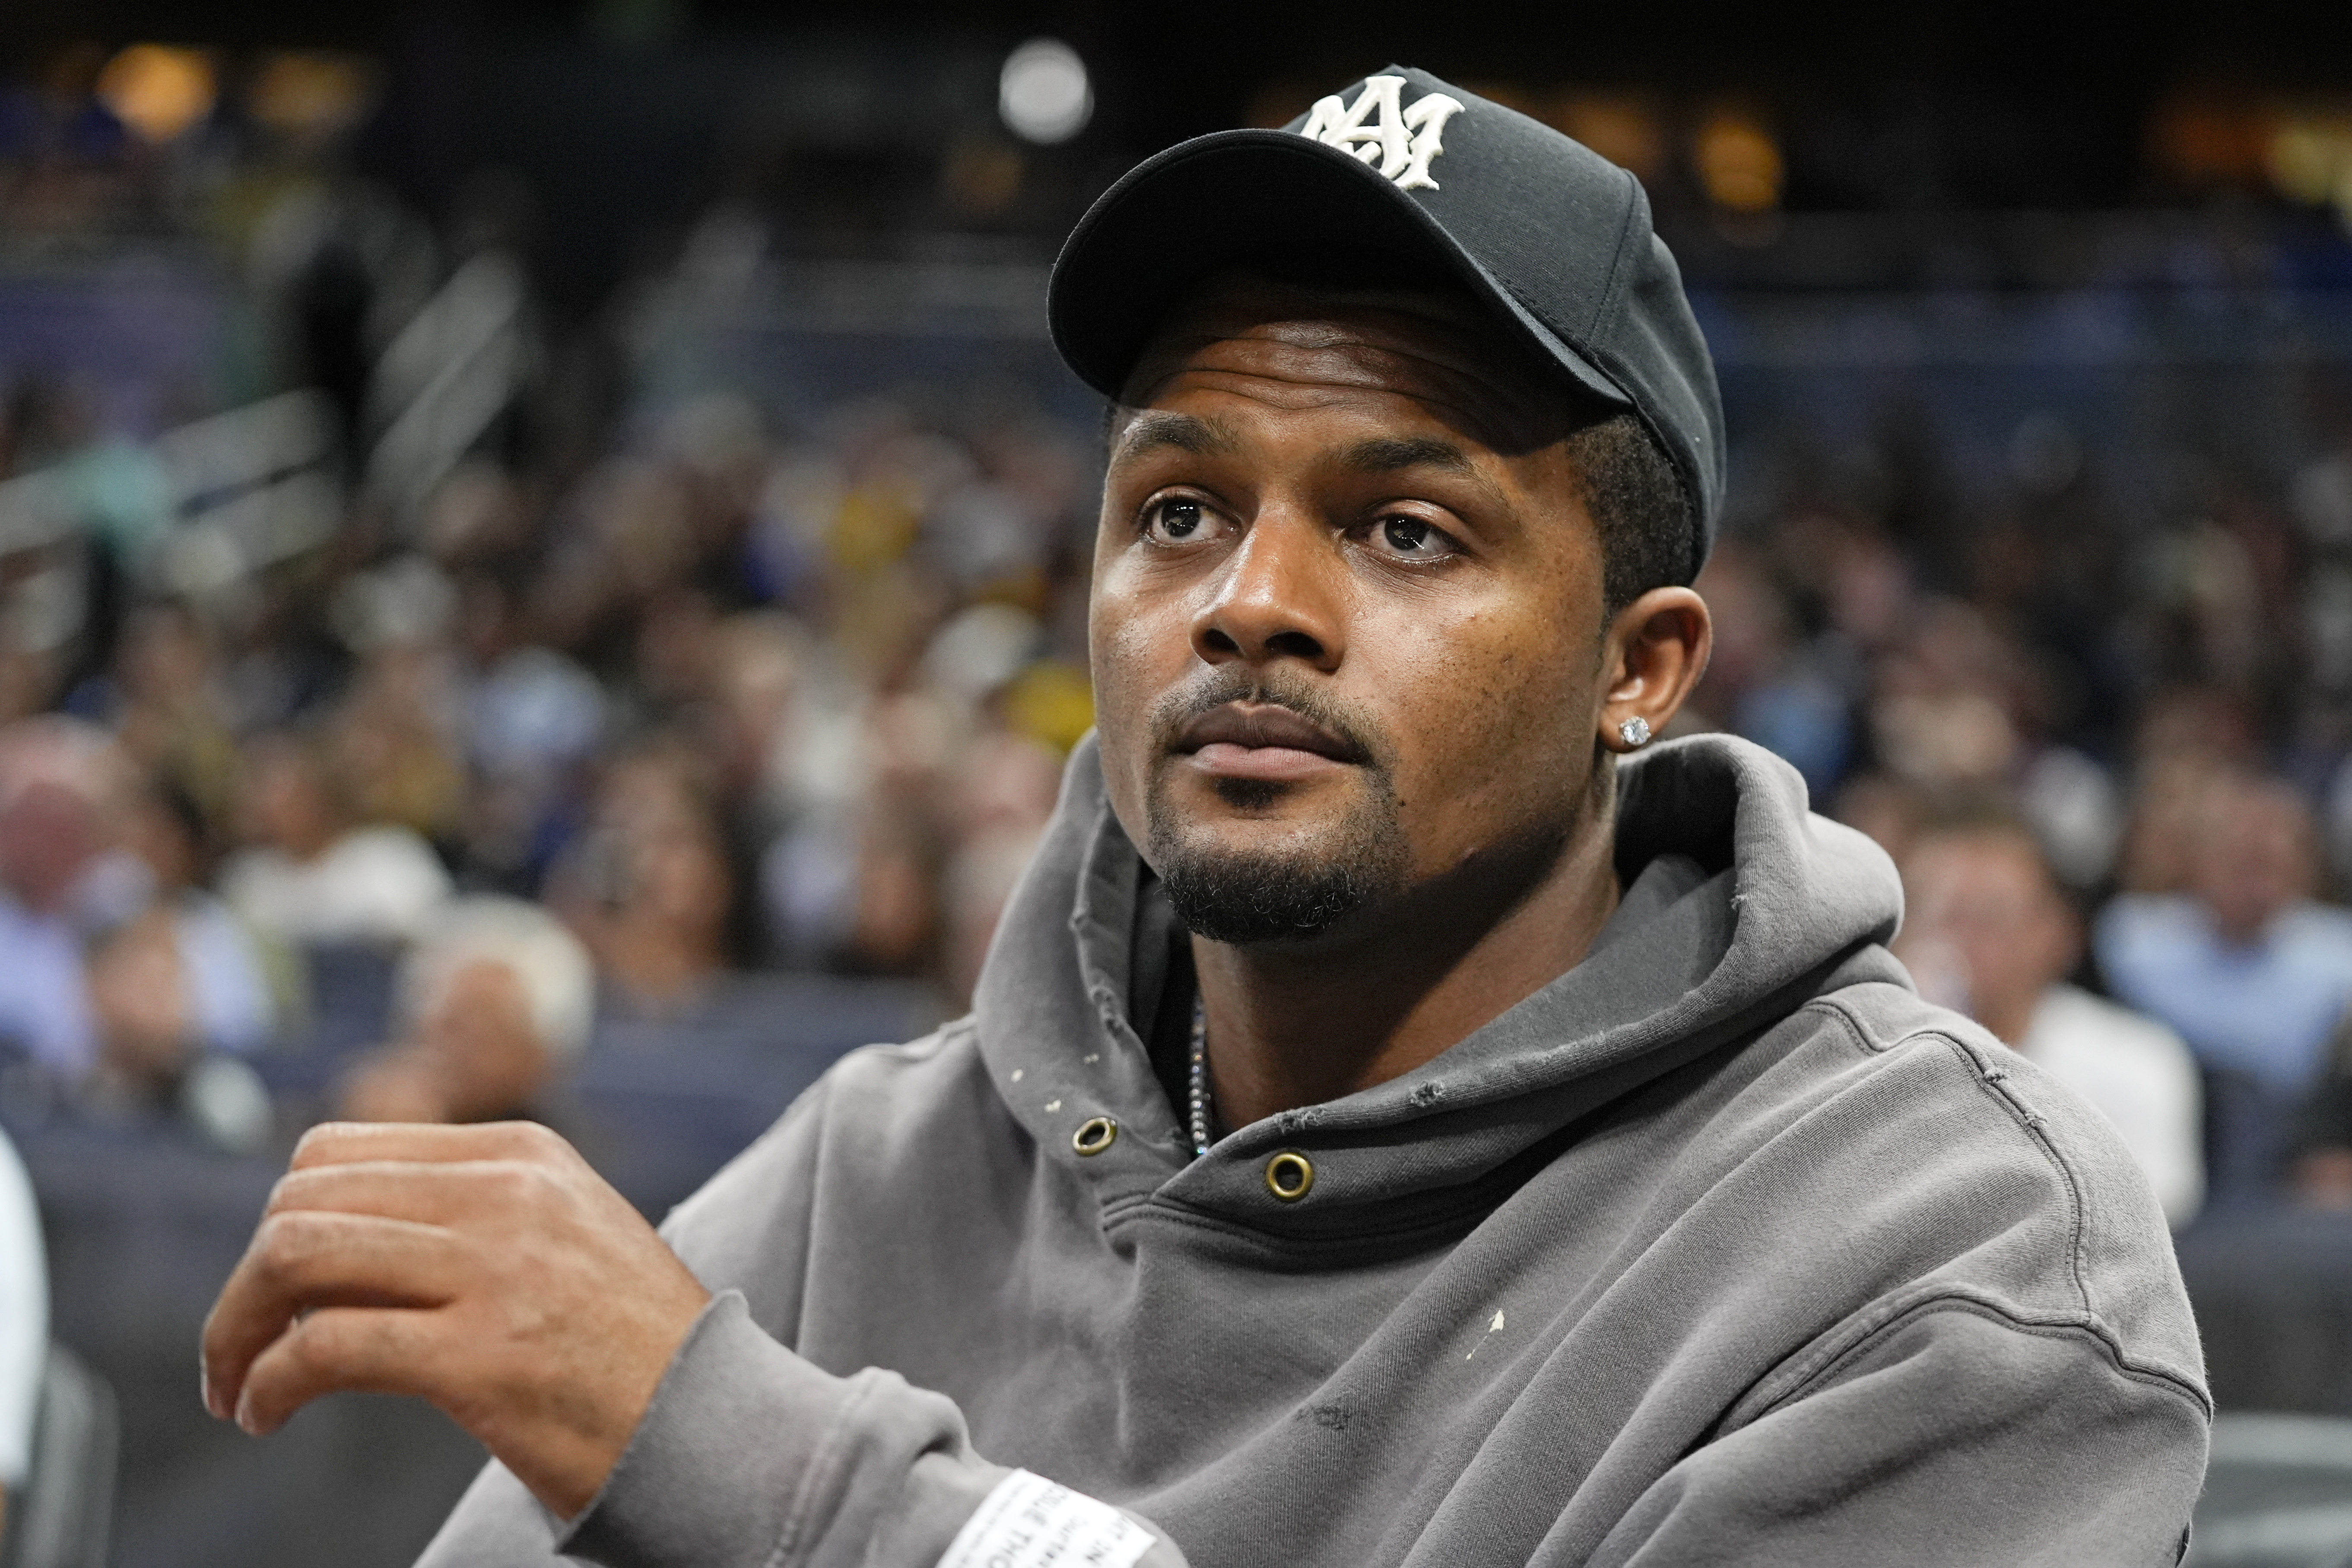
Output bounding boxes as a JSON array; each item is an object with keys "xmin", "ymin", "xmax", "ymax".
[{"xmin": 1566, "ymin": 410, "xmax": 1693, "ymax": 616}]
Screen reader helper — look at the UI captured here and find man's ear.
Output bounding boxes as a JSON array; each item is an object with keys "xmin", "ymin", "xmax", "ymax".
[{"xmin": 1597, "ymin": 587, "xmax": 1711, "ymax": 753}]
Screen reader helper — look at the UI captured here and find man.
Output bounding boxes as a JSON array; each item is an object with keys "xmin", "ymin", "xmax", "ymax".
[
  {"xmin": 203, "ymin": 69, "xmax": 2206, "ymax": 1566},
  {"xmin": 2098, "ymin": 771, "xmax": 2352, "ymax": 1195},
  {"xmin": 337, "ymin": 896, "xmax": 596, "ymax": 1127},
  {"xmin": 0, "ymin": 716, "xmax": 139, "ymax": 1080},
  {"xmin": 1896, "ymin": 811, "xmax": 2203, "ymax": 1225},
  {"xmin": 219, "ymin": 728, "xmax": 452, "ymax": 949}
]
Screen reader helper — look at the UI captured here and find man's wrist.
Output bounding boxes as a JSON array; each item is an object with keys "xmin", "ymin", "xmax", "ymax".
[{"xmin": 558, "ymin": 1291, "xmax": 860, "ymax": 1567}]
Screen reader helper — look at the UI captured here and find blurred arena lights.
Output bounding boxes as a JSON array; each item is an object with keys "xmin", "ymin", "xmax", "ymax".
[
  {"xmin": 1548, "ymin": 93, "xmax": 1667, "ymax": 184},
  {"xmin": 998, "ymin": 38, "xmax": 1092, "ymax": 146},
  {"xmin": 2267, "ymin": 114, "xmax": 2352, "ymax": 222},
  {"xmin": 247, "ymin": 51, "xmax": 380, "ymax": 143},
  {"xmin": 1692, "ymin": 108, "xmax": 1784, "ymax": 213},
  {"xmin": 95, "ymin": 43, "xmax": 216, "ymax": 144},
  {"xmin": 2145, "ymin": 90, "xmax": 2352, "ymax": 228}
]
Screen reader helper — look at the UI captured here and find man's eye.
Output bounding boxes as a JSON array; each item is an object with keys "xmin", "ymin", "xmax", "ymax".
[
  {"xmin": 1375, "ymin": 515, "xmax": 1455, "ymax": 559},
  {"xmin": 1143, "ymin": 497, "xmax": 1212, "ymax": 543}
]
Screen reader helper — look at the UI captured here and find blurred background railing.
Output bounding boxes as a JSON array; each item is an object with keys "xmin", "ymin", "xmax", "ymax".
[{"xmin": 4, "ymin": 3, "xmax": 2352, "ymax": 1562}]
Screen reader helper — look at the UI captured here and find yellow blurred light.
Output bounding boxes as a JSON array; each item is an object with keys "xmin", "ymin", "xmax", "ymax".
[
  {"xmin": 1695, "ymin": 111, "xmax": 1784, "ymax": 213},
  {"xmin": 2269, "ymin": 124, "xmax": 2336, "ymax": 204},
  {"xmin": 2267, "ymin": 120, "xmax": 2352, "ymax": 207},
  {"xmin": 828, "ymin": 482, "xmax": 924, "ymax": 573},
  {"xmin": 1003, "ymin": 660, "xmax": 1095, "ymax": 755},
  {"xmin": 249, "ymin": 51, "xmax": 378, "ymax": 140},
  {"xmin": 1549, "ymin": 93, "xmax": 1666, "ymax": 184},
  {"xmin": 96, "ymin": 44, "xmax": 216, "ymax": 144}
]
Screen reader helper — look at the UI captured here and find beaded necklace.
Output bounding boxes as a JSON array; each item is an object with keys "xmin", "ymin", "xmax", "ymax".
[{"xmin": 1187, "ymin": 995, "xmax": 1213, "ymax": 1159}]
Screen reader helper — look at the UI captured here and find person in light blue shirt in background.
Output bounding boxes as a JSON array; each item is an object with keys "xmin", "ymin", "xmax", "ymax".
[{"xmin": 2098, "ymin": 771, "xmax": 2352, "ymax": 1198}]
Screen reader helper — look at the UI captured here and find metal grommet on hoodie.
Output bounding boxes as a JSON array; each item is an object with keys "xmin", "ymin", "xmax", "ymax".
[
  {"xmin": 1264, "ymin": 1150, "xmax": 1314, "ymax": 1201},
  {"xmin": 1072, "ymin": 1116, "xmax": 1118, "ymax": 1155}
]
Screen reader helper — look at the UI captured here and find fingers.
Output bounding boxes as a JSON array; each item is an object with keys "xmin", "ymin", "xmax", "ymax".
[
  {"xmin": 290, "ymin": 1119, "xmax": 578, "ymax": 1173},
  {"xmin": 233, "ymin": 1305, "xmax": 445, "ymax": 1435},
  {"xmin": 267, "ymin": 1159, "xmax": 567, "ymax": 1228},
  {"xmin": 203, "ymin": 1211, "xmax": 465, "ymax": 1421}
]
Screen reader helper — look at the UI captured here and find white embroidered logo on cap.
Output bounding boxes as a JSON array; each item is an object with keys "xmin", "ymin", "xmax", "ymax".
[{"xmin": 1298, "ymin": 75, "xmax": 1467, "ymax": 192}]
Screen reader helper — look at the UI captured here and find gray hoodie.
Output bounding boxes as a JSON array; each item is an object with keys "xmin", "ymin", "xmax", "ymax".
[{"xmin": 419, "ymin": 733, "xmax": 2209, "ymax": 1568}]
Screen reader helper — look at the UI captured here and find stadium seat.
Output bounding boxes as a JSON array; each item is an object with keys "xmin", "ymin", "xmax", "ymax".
[
  {"xmin": 2191, "ymin": 1413, "xmax": 2352, "ymax": 1567},
  {"xmin": 0, "ymin": 1346, "xmax": 119, "ymax": 1568}
]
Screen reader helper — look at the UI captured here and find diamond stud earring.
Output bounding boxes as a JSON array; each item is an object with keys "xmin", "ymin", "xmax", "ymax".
[{"xmin": 1617, "ymin": 716, "xmax": 1652, "ymax": 749}]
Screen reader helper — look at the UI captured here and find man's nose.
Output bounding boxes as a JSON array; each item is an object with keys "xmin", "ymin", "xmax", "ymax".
[{"xmin": 1188, "ymin": 510, "xmax": 1343, "ymax": 673}]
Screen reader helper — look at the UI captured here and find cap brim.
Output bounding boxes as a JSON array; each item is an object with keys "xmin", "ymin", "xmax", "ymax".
[{"xmin": 1049, "ymin": 128, "xmax": 1632, "ymax": 413}]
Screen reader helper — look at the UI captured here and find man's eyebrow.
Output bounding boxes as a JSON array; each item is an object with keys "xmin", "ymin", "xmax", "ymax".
[
  {"xmin": 1110, "ymin": 411, "xmax": 1240, "ymax": 463},
  {"xmin": 1339, "ymin": 435, "xmax": 1514, "ymax": 514},
  {"xmin": 1336, "ymin": 435, "xmax": 1478, "ymax": 476}
]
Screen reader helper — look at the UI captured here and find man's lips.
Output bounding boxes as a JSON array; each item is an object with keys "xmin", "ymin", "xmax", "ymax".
[{"xmin": 1171, "ymin": 702, "xmax": 1363, "ymax": 783}]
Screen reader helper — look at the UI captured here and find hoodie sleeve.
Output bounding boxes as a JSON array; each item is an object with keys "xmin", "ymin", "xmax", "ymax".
[
  {"xmin": 1588, "ymin": 1301, "xmax": 2208, "ymax": 1568},
  {"xmin": 416, "ymin": 1290, "xmax": 1188, "ymax": 1568},
  {"xmin": 415, "ymin": 1056, "xmax": 1190, "ymax": 1568}
]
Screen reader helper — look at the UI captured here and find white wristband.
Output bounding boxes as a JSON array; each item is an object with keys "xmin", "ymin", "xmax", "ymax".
[{"xmin": 936, "ymin": 1469, "xmax": 1159, "ymax": 1568}]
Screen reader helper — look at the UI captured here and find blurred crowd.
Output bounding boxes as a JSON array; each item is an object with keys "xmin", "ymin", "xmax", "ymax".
[
  {"xmin": 1693, "ymin": 399, "xmax": 2352, "ymax": 1222},
  {"xmin": 0, "ymin": 49, "xmax": 1112, "ymax": 1162},
  {"xmin": 0, "ymin": 48, "xmax": 1094, "ymax": 1211},
  {"xmin": 0, "ymin": 362, "xmax": 1098, "ymax": 1140},
  {"xmin": 13, "ymin": 39, "xmax": 2352, "ymax": 1236}
]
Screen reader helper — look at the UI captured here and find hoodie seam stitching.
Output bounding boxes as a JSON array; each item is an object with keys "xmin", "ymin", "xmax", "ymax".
[
  {"xmin": 1807, "ymin": 997, "xmax": 2098, "ymax": 1319},
  {"xmin": 1737, "ymin": 1291, "xmax": 2210, "ymax": 1431},
  {"xmin": 767, "ymin": 1370, "xmax": 881, "ymax": 1568},
  {"xmin": 1927, "ymin": 1025, "xmax": 2101, "ymax": 1324},
  {"xmin": 1806, "ymin": 994, "xmax": 2208, "ymax": 1398}
]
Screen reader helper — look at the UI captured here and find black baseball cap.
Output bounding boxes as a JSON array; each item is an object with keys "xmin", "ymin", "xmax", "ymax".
[{"xmin": 1048, "ymin": 64, "xmax": 1726, "ymax": 578}]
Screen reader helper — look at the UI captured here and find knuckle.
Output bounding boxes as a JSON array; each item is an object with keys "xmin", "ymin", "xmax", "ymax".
[
  {"xmin": 264, "ymin": 1168, "xmax": 319, "ymax": 1216},
  {"xmin": 253, "ymin": 1213, "xmax": 320, "ymax": 1277},
  {"xmin": 512, "ymin": 1120, "xmax": 568, "ymax": 1159},
  {"xmin": 289, "ymin": 1122, "xmax": 352, "ymax": 1168},
  {"xmin": 288, "ymin": 1313, "xmax": 351, "ymax": 1374},
  {"xmin": 483, "ymin": 1162, "xmax": 536, "ymax": 1205}
]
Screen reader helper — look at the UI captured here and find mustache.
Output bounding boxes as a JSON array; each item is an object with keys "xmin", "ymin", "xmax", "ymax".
[{"xmin": 1147, "ymin": 669, "xmax": 1388, "ymax": 770}]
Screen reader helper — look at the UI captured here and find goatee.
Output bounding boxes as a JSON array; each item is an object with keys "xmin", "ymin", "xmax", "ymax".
[{"xmin": 1143, "ymin": 675, "xmax": 1407, "ymax": 945}]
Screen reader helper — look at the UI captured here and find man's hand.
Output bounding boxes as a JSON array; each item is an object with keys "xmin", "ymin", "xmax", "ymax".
[{"xmin": 200, "ymin": 1121, "xmax": 711, "ymax": 1519}]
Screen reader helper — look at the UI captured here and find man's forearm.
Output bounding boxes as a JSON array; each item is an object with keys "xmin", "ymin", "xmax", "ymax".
[{"xmin": 424, "ymin": 1291, "xmax": 1186, "ymax": 1568}]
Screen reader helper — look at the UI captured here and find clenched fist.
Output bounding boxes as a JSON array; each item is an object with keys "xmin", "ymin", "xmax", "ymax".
[{"xmin": 201, "ymin": 1120, "xmax": 711, "ymax": 1519}]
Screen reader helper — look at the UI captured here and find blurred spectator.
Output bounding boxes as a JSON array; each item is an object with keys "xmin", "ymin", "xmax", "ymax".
[
  {"xmin": 75, "ymin": 777, "xmax": 280, "ymax": 1151},
  {"xmin": 0, "ymin": 1125, "xmax": 43, "ymax": 1535},
  {"xmin": 2288, "ymin": 1021, "xmax": 2352, "ymax": 1209},
  {"xmin": 2098, "ymin": 773, "xmax": 2352, "ymax": 1196},
  {"xmin": 218, "ymin": 729, "xmax": 452, "ymax": 947},
  {"xmin": 548, "ymin": 747, "xmax": 733, "ymax": 1011},
  {"xmin": 1831, "ymin": 772, "xmax": 1932, "ymax": 871},
  {"xmin": 0, "ymin": 717, "xmax": 126, "ymax": 1078},
  {"xmin": 338, "ymin": 896, "xmax": 594, "ymax": 1126},
  {"xmin": 105, "ymin": 602, "xmax": 242, "ymax": 830},
  {"xmin": 118, "ymin": 778, "xmax": 274, "ymax": 1056},
  {"xmin": 1898, "ymin": 813, "xmax": 2204, "ymax": 1224},
  {"xmin": 938, "ymin": 721, "xmax": 1064, "ymax": 1002},
  {"xmin": 1686, "ymin": 541, "xmax": 1854, "ymax": 796}
]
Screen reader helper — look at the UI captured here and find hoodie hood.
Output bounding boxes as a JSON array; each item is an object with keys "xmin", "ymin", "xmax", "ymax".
[{"xmin": 972, "ymin": 732, "xmax": 1907, "ymax": 1241}]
